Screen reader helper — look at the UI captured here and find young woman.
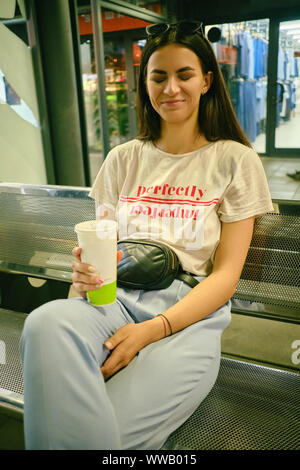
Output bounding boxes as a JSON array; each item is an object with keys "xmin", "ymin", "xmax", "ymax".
[{"xmin": 20, "ymin": 22, "xmax": 273, "ymax": 450}]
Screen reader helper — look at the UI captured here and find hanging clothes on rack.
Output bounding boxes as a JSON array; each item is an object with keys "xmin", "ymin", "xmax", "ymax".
[
  {"xmin": 256, "ymin": 79, "xmax": 267, "ymax": 135},
  {"xmin": 244, "ymin": 79, "xmax": 257, "ymax": 142},
  {"xmin": 278, "ymin": 46, "xmax": 285, "ymax": 81},
  {"xmin": 229, "ymin": 78, "xmax": 245, "ymax": 130},
  {"xmin": 227, "ymin": 23, "xmax": 269, "ymax": 142},
  {"xmin": 211, "ymin": 20, "xmax": 298, "ymax": 145}
]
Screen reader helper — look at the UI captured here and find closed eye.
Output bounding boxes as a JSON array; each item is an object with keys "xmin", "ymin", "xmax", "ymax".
[
  {"xmin": 178, "ymin": 74, "xmax": 192, "ymax": 81},
  {"xmin": 151, "ymin": 75, "xmax": 193, "ymax": 83},
  {"xmin": 151, "ymin": 77, "xmax": 166, "ymax": 83}
]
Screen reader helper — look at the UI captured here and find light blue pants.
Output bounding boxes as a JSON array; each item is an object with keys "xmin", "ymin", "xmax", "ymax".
[{"xmin": 19, "ymin": 276, "xmax": 231, "ymax": 450}]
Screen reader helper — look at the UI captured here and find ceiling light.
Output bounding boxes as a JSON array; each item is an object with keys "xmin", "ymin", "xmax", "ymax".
[
  {"xmin": 280, "ymin": 23, "xmax": 300, "ymax": 30},
  {"xmin": 286, "ymin": 30, "xmax": 300, "ymax": 34}
]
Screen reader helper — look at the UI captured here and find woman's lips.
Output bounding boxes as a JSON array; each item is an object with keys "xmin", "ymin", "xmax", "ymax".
[{"xmin": 161, "ymin": 100, "xmax": 185, "ymax": 106}]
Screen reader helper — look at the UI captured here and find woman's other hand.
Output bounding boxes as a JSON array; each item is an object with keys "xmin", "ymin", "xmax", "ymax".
[{"xmin": 100, "ymin": 316, "xmax": 166, "ymax": 381}]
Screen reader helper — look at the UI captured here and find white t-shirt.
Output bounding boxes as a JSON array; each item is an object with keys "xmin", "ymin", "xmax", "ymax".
[{"xmin": 89, "ymin": 139, "xmax": 274, "ymax": 276}]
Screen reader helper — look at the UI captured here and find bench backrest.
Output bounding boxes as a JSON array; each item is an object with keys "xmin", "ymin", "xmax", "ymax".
[
  {"xmin": 0, "ymin": 184, "xmax": 93, "ymax": 282},
  {"xmin": 0, "ymin": 183, "xmax": 299, "ymax": 320}
]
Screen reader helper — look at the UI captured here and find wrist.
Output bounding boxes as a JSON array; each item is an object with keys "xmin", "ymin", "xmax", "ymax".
[
  {"xmin": 145, "ymin": 316, "xmax": 167, "ymax": 343},
  {"xmin": 145, "ymin": 315, "xmax": 173, "ymax": 343}
]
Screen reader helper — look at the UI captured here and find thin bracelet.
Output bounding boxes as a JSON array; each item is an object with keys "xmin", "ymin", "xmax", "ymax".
[
  {"xmin": 159, "ymin": 315, "xmax": 167, "ymax": 337},
  {"xmin": 158, "ymin": 314, "xmax": 173, "ymax": 336}
]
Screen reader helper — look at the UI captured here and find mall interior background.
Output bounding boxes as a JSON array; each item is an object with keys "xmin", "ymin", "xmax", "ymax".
[{"xmin": 0, "ymin": 0, "xmax": 300, "ymax": 191}]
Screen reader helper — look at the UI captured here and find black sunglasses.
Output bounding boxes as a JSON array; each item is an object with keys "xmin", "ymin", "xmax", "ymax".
[{"xmin": 146, "ymin": 21, "xmax": 204, "ymax": 38}]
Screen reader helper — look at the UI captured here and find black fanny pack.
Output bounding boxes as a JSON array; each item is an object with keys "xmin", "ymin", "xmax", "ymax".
[{"xmin": 117, "ymin": 239, "xmax": 199, "ymax": 290}]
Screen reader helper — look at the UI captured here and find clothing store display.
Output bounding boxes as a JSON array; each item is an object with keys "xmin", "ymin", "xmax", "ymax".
[
  {"xmin": 277, "ymin": 45, "xmax": 299, "ymax": 129},
  {"xmin": 216, "ymin": 25, "xmax": 269, "ymax": 143},
  {"xmin": 215, "ymin": 22, "xmax": 299, "ymax": 143}
]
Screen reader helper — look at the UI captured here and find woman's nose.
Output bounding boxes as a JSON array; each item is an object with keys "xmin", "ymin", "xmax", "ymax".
[{"xmin": 164, "ymin": 76, "xmax": 180, "ymax": 95}]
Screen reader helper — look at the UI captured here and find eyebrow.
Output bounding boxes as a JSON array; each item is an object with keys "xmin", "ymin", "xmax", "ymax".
[{"xmin": 150, "ymin": 66, "xmax": 195, "ymax": 74}]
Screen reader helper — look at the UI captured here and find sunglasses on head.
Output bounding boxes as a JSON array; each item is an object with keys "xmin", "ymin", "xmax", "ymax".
[{"xmin": 146, "ymin": 21, "xmax": 204, "ymax": 39}]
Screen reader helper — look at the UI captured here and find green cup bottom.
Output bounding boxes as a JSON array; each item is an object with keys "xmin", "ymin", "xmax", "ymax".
[{"xmin": 87, "ymin": 280, "xmax": 116, "ymax": 306}]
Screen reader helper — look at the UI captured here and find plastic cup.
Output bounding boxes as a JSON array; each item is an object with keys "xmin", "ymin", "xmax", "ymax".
[{"xmin": 74, "ymin": 219, "xmax": 117, "ymax": 306}]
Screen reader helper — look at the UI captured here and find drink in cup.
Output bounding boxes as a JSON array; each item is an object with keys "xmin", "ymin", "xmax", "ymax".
[{"xmin": 74, "ymin": 219, "xmax": 117, "ymax": 305}]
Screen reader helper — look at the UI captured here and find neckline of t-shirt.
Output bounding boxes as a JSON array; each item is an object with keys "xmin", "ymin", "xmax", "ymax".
[{"xmin": 148, "ymin": 140, "xmax": 217, "ymax": 157}]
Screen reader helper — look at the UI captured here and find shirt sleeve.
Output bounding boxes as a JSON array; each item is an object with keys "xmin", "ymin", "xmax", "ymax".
[
  {"xmin": 217, "ymin": 148, "xmax": 274, "ymax": 222},
  {"xmin": 88, "ymin": 148, "xmax": 119, "ymax": 220}
]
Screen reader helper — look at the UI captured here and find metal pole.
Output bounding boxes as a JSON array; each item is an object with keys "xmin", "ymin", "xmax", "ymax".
[
  {"xmin": 69, "ymin": 0, "xmax": 91, "ymax": 186},
  {"xmin": 26, "ymin": 1, "xmax": 56, "ymax": 184},
  {"xmin": 124, "ymin": 35, "xmax": 138, "ymax": 139},
  {"xmin": 91, "ymin": 0, "xmax": 110, "ymax": 159},
  {"xmin": 32, "ymin": 0, "xmax": 86, "ymax": 186},
  {"xmin": 266, "ymin": 18, "xmax": 279, "ymax": 156}
]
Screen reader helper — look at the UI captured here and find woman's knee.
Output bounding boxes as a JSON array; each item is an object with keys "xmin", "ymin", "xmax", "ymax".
[
  {"xmin": 22, "ymin": 299, "xmax": 77, "ymax": 340},
  {"xmin": 21, "ymin": 297, "xmax": 124, "ymax": 347}
]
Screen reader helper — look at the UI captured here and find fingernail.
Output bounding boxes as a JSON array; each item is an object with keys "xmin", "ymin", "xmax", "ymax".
[
  {"xmin": 105, "ymin": 341, "xmax": 112, "ymax": 349},
  {"xmin": 97, "ymin": 279, "xmax": 104, "ymax": 285},
  {"xmin": 88, "ymin": 266, "xmax": 96, "ymax": 272}
]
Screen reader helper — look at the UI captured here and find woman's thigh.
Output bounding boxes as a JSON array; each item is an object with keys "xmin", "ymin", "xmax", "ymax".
[
  {"xmin": 106, "ymin": 301, "xmax": 231, "ymax": 450},
  {"xmin": 22, "ymin": 296, "xmax": 134, "ymax": 344},
  {"xmin": 20, "ymin": 297, "xmax": 136, "ymax": 450}
]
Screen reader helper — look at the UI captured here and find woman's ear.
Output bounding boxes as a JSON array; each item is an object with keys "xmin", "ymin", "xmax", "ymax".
[{"xmin": 202, "ymin": 71, "xmax": 213, "ymax": 95}]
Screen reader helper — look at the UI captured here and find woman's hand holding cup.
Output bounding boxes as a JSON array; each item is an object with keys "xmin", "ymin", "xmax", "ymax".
[{"xmin": 71, "ymin": 246, "xmax": 123, "ymax": 299}]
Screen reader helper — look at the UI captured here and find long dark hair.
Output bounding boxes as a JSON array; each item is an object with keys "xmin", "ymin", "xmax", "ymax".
[{"xmin": 136, "ymin": 27, "xmax": 252, "ymax": 148}]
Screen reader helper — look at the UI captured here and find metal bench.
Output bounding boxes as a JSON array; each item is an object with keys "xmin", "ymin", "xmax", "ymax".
[{"xmin": 0, "ymin": 182, "xmax": 299, "ymax": 450}]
